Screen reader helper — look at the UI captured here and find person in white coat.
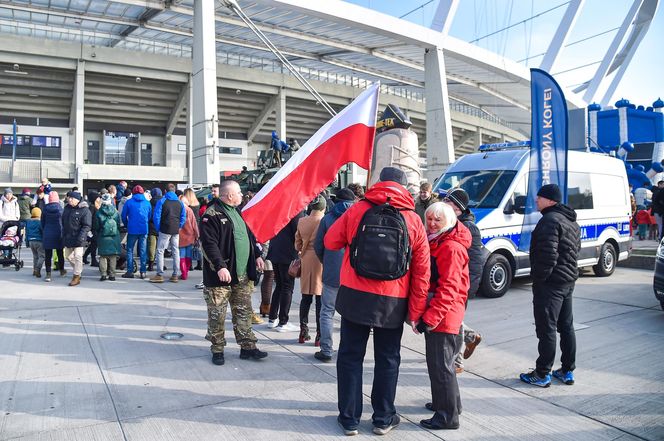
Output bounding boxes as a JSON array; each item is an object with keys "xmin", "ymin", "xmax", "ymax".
[{"xmin": 0, "ymin": 188, "xmax": 20, "ymax": 262}]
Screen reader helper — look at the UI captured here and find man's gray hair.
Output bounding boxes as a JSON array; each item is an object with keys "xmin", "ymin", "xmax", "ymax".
[
  {"xmin": 219, "ymin": 179, "xmax": 239, "ymax": 195},
  {"xmin": 424, "ymin": 202, "xmax": 457, "ymax": 233}
]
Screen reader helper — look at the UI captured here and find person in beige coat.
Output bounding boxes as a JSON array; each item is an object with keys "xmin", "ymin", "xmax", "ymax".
[{"xmin": 295, "ymin": 196, "xmax": 326, "ymax": 344}]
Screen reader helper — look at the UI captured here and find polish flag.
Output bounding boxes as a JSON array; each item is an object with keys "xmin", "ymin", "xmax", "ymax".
[{"xmin": 243, "ymin": 83, "xmax": 380, "ymax": 243}]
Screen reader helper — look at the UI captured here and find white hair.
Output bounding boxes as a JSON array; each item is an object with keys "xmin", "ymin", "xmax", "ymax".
[{"xmin": 424, "ymin": 201, "xmax": 457, "ymax": 233}]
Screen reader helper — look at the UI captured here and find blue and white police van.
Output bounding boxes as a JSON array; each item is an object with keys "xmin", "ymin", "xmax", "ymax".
[{"xmin": 433, "ymin": 146, "xmax": 632, "ymax": 298}]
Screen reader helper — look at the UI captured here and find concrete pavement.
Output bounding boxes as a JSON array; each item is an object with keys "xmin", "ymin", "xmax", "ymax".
[{"xmin": 0, "ymin": 258, "xmax": 662, "ymax": 440}]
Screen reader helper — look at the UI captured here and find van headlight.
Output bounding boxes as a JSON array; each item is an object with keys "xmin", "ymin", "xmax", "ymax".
[{"xmin": 658, "ymin": 241, "xmax": 664, "ymax": 260}]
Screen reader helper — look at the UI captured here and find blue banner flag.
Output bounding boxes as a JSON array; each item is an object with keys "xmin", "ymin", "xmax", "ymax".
[{"xmin": 518, "ymin": 68, "xmax": 569, "ymax": 251}]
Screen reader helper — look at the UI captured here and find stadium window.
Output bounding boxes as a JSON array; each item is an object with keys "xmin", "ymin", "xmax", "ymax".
[
  {"xmin": 219, "ymin": 147, "xmax": 243, "ymax": 155},
  {"xmin": 0, "ymin": 134, "xmax": 61, "ymax": 160}
]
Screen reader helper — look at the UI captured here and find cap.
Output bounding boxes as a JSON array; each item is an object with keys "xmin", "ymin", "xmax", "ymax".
[
  {"xmin": 336, "ymin": 188, "xmax": 355, "ymax": 202},
  {"xmin": 378, "ymin": 166, "xmax": 407, "ymax": 186},
  {"xmin": 537, "ymin": 184, "xmax": 562, "ymax": 203}
]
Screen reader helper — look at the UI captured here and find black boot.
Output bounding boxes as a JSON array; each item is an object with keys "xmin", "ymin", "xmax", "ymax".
[
  {"xmin": 298, "ymin": 323, "xmax": 311, "ymax": 344},
  {"xmin": 147, "ymin": 261, "xmax": 154, "ymax": 272}
]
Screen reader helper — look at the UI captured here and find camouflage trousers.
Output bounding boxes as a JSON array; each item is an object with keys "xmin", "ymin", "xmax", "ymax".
[{"xmin": 203, "ymin": 275, "xmax": 257, "ymax": 353}]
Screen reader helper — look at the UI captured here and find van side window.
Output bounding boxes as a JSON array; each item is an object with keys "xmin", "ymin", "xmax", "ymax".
[{"xmin": 568, "ymin": 172, "xmax": 593, "ymax": 209}]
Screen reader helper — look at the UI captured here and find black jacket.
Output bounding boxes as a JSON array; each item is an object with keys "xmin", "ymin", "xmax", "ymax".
[
  {"xmin": 529, "ymin": 203, "xmax": 581, "ymax": 285},
  {"xmin": 266, "ymin": 211, "xmax": 304, "ymax": 264},
  {"xmin": 458, "ymin": 211, "xmax": 489, "ymax": 297},
  {"xmin": 199, "ymin": 199, "xmax": 261, "ymax": 287},
  {"xmin": 62, "ymin": 201, "xmax": 92, "ymax": 248},
  {"xmin": 149, "ymin": 195, "xmax": 161, "ymax": 236},
  {"xmin": 653, "ymin": 187, "xmax": 664, "ymax": 215}
]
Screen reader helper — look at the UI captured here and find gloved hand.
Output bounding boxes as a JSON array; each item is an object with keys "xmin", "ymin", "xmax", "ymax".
[{"xmin": 416, "ymin": 320, "xmax": 430, "ymax": 334}]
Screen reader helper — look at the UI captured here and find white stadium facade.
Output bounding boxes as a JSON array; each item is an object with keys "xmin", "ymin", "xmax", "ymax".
[{"xmin": 0, "ymin": 0, "xmax": 657, "ymax": 192}]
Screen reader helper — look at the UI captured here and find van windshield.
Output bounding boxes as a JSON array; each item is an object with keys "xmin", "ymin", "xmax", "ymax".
[{"xmin": 434, "ymin": 170, "xmax": 517, "ymax": 209}]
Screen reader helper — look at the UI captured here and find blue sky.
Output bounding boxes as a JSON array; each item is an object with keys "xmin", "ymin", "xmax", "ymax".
[{"xmin": 346, "ymin": 0, "xmax": 662, "ymax": 107}]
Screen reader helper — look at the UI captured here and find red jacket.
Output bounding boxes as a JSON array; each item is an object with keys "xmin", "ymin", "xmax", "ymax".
[
  {"xmin": 410, "ymin": 221, "xmax": 471, "ymax": 334},
  {"xmin": 324, "ymin": 181, "xmax": 430, "ymax": 328},
  {"xmin": 635, "ymin": 209, "xmax": 652, "ymax": 226}
]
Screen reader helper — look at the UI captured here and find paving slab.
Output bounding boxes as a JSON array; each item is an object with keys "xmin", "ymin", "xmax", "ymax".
[{"xmin": 0, "ymin": 257, "xmax": 662, "ymax": 440}]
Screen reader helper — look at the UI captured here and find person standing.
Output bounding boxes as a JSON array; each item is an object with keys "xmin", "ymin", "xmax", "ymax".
[
  {"xmin": 295, "ymin": 196, "xmax": 325, "ymax": 344},
  {"xmin": 18, "ymin": 188, "xmax": 33, "ymax": 222},
  {"xmin": 414, "ymin": 202, "xmax": 470, "ymax": 431},
  {"xmin": 122, "ymin": 185, "xmax": 151, "ymax": 279},
  {"xmin": 83, "ymin": 190, "xmax": 100, "ymax": 267},
  {"xmin": 61, "ymin": 192, "xmax": 92, "ymax": 286},
  {"xmin": 266, "ymin": 210, "xmax": 304, "ymax": 330},
  {"xmin": 33, "ymin": 187, "xmax": 47, "ymax": 213},
  {"xmin": 41, "ymin": 191, "xmax": 65, "ymax": 282},
  {"xmin": 183, "ymin": 188, "xmax": 203, "ymax": 271},
  {"xmin": 312, "ymin": 188, "xmax": 355, "ymax": 362},
  {"xmin": 147, "ymin": 188, "xmax": 162, "ymax": 272},
  {"xmin": 94, "ymin": 193, "xmax": 122, "ymax": 281},
  {"xmin": 150, "ymin": 183, "xmax": 185, "ymax": 283},
  {"xmin": 520, "ymin": 184, "xmax": 581, "ymax": 387},
  {"xmin": 324, "ymin": 167, "xmax": 430, "ymax": 436},
  {"xmin": 199, "ymin": 180, "xmax": 268, "ymax": 365},
  {"xmin": 440, "ymin": 188, "xmax": 485, "ymax": 373},
  {"xmin": 415, "ymin": 182, "xmax": 436, "ymax": 224},
  {"xmin": 652, "ymin": 180, "xmax": 664, "ymax": 239},
  {"xmin": 25, "ymin": 207, "xmax": 45, "ymax": 278},
  {"xmin": 178, "ymin": 194, "xmax": 199, "ymax": 281}
]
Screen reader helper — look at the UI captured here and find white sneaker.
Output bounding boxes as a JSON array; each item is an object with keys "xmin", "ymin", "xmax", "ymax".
[
  {"xmin": 195, "ymin": 282, "xmax": 204, "ymax": 289},
  {"xmin": 268, "ymin": 320, "xmax": 279, "ymax": 328},
  {"xmin": 277, "ymin": 322, "xmax": 299, "ymax": 332}
]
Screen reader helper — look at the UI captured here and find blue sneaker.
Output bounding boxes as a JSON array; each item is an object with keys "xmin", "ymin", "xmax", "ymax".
[
  {"xmin": 552, "ymin": 368, "xmax": 575, "ymax": 385},
  {"xmin": 519, "ymin": 370, "xmax": 551, "ymax": 387}
]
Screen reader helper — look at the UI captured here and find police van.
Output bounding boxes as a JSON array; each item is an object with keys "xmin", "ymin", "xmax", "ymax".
[{"xmin": 433, "ymin": 146, "xmax": 632, "ymax": 298}]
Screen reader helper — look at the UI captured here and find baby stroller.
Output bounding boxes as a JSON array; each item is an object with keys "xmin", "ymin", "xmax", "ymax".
[{"xmin": 0, "ymin": 220, "xmax": 24, "ymax": 271}]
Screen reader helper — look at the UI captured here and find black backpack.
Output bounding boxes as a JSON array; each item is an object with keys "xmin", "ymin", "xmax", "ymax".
[{"xmin": 350, "ymin": 200, "xmax": 411, "ymax": 280}]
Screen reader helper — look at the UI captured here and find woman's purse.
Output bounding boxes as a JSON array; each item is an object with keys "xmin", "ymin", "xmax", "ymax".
[
  {"xmin": 288, "ymin": 224, "xmax": 313, "ymax": 278},
  {"xmin": 288, "ymin": 258, "xmax": 302, "ymax": 278}
]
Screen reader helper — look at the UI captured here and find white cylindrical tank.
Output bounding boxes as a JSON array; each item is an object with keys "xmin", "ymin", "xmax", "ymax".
[{"xmin": 369, "ymin": 128, "xmax": 421, "ymax": 197}]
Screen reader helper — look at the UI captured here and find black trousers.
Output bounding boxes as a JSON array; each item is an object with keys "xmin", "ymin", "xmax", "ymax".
[
  {"xmin": 83, "ymin": 237, "xmax": 97, "ymax": 263},
  {"xmin": 44, "ymin": 248, "xmax": 64, "ymax": 273},
  {"xmin": 425, "ymin": 331, "xmax": 462, "ymax": 427},
  {"xmin": 269, "ymin": 263, "xmax": 295, "ymax": 325},
  {"xmin": 337, "ymin": 317, "xmax": 403, "ymax": 429},
  {"xmin": 299, "ymin": 294, "xmax": 321, "ymax": 331},
  {"xmin": 533, "ymin": 282, "xmax": 576, "ymax": 376}
]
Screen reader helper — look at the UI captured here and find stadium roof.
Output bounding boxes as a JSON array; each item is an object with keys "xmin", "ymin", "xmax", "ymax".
[{"xmin": 0, "ymin": 0, "xmax": 586, "ymax": 132}]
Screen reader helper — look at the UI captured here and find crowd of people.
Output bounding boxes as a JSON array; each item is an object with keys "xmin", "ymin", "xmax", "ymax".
[{"xmin": 0, "ymin": 169, "xmax": 582, "ymax": 436}]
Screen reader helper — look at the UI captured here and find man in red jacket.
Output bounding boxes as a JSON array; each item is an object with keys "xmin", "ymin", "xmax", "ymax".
[{"xmin": 324, "ymin": 167, "xmax": 430, "ymax": 436}]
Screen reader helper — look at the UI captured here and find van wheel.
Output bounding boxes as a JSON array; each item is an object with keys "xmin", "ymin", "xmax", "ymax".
[
  {"xmin": 593, "ymin": 242, "xmax": 616, "ymax": 277},
  {"xmin": 480, "ymin": 254, "xmax": 512, "ymax": 298}
]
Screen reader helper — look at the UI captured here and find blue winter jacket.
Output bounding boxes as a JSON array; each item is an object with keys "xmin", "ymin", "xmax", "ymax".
[
  {"xmin": 40, "ymin": 202, "xmax": 63, "ymax": 250},
  {"xmin": 313, "ymin": 200, "xmax": 353, "ymax": 288},
  {"xmin": 153, "ymin": 191, "xmax": 186, "ymax": 233},
  {"xmin": 121, "ymin": 193, "xmax": 152, "ymax": 235},
  {"xmin": 25, "ymin": 219, "xmax": 43, "ymax": 244}
]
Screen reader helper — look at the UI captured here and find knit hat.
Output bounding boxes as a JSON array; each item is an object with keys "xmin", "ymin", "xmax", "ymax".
[
  {"xmin": 309, "ymin": 195, "xmax": 327, "ymax": 212},
  {"xmin": 444, "ymin": 188, "xmax": 470, "ymax": 213},
  {"xmin": 31, "ymin": 207, "xmax": 41, "ymax": 218},
  {"xmin": 378, "ymin": 167, "xmax": 407, "ymax": 186},
  {"xmin": 100, "ymin": 188, "xmax": 109, "ymax": 195},
  {"xmin": 48, "ymin": 191, "xmax": 60, "ymax": 204},
  {"xmin": 336, "ymin": 188, "xmax": 355, "ymax": 202},
  {"xmin": 123, "ymin": 189, "xmax": 132, "ymax": 197},
  {"xmin": 150, "ymin": 188, "xmax": 163, "ymax": 198},
  {"xmin": 4, "ymin": 187, "xmax": 12, "ymax": 195},
  {"xmin": 69, "ymin": 191, "xmax": 82, "ymax": 201},
  {"xmin": 537, "ymin": 184, "xmax": 562, "ymax": 203},
  {"xmin": 101, "ymin": 193, "xmax": 113, "ymax": 205},
  {"xmin": 22, "ymin": 188, "xmax": 31, "ymax": 194},
  {"xmin": 132, "ymin": 185, "xmax": 145, "ymax": 195}
]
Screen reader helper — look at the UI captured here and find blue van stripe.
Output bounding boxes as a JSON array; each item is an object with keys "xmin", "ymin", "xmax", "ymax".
[{"xmin": 481, "ymin": 221, "xmax": 631, "ymax": 248}]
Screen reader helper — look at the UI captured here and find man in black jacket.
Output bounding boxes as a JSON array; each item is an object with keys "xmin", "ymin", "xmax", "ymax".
[
  {"xmin": 441, "ymin": 188, "xmax": 486, "ymax": 373},
  {"xmin": 62, "ymin": 192, "xmax": 92, "ymax": 286},
  {"xmin": 520, "ymin": 184, "xmax": 581, "ymax": 387},
  {"xmin": 199, "ymin": 180, "xmax": 267, "ymax": 366}
]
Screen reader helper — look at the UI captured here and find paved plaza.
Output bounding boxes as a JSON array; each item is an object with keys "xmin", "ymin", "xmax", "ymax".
[{"xmin": 0, "ymin": 257, "xmax": 662, "ymax": 440}]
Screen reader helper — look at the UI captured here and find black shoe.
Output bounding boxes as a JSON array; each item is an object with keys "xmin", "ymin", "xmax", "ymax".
[
  {"xmin": 90, "ymin": 261, "xmax": 99, "ymax": 268},
  {"xmin": 83, "ymin": 258, "xmax": 89, "ymax": 265},
  {"xmin": 99, "ymin": 276, "xmax": 107, "ymax": 281},
  {"xmin": 140, "ymin": 272, "xmax": 146, "ymax": 279},
  {"xmin": 373, "ymin": 415, "xmax": 400, "ymax": 435},
  {"xmin": 108, "ymin": 275, "xmax": 116, "ymax": 281},
  {"xmin": 121, "ymin": 272, "xmax": 134, "ymax": 279},
  {"xmin": 211, "ymin": 352, "xmax": 225, "ymax": 365},
  {"xmin": 314, "ymin": 351, "xmax": 332, "ymax": 362},
  {"xmin": 425, "ymin": 402, "xmax": 434, "ymax": 411},
  {"xmin": 147, "ymin": 262, "xmax": 154, "ymax": 272},
  {"xmin": 239, "ymin": 348, "xmax": 268, "ymax": 360},
  {"xmin": 420, "ymin": 418, "xmax": 459, "ymax": 430}
]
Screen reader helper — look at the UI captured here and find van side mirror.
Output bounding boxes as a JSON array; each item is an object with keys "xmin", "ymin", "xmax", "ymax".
[{"xmin": 514, "ymin": 195, "xmax": 526, "ymax": 215}]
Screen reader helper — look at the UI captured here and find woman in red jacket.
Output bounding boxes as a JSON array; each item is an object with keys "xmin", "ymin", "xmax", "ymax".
[{"xmin": 411, "ymin": 201, "xmax": 471, "ymax": 430}]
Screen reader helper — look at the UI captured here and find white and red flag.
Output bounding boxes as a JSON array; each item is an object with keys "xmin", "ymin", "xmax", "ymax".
[{"xmin": 242, "ymin": 82, "xmax": 380, "ymax": 243}]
